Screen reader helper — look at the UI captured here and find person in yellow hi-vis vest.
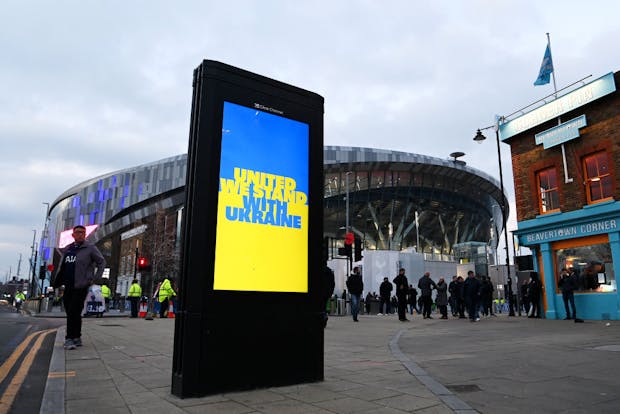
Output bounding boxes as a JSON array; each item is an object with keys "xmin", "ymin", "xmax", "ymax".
[
  {"xmin": 158, "ymin": 276, "xmax": 176, "ymax": 318},
  {"xmin": 127, "ymin": 279, "xmax": 142, "ymax": 318},
  {"xmin": 14, "ymin": 291, "xmax": 26, "ymax": 312},
  {"xmin": 101, "ymin": 281, "xmax": 111, "ymax": 312}
]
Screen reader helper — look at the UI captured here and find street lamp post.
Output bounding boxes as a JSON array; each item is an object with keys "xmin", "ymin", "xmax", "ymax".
[
  {"xmin": 41, "ymin": 202, "xmax": 50, "ymax": 296},
  {"xmin": 29, "ymin": 230, "xmax": 37, "ymax": 298},
  {"xmin": 474, "ymin": 124, "xmax": 515, "ymax": 317},
  {"xmin": 345, "ymin": 171, "xmax": 352, "ymax": 233},
  {"xmin": 344, "ymin": 172, "xmax": 352, "ymax": 271}
]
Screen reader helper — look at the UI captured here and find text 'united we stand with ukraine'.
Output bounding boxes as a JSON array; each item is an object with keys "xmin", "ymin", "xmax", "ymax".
[{"xmin": 219, "ymin": 167, "xmax": 308, "ymax": 229}]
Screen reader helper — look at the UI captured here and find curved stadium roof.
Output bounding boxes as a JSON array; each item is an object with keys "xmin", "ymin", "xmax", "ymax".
[
  {"xmin": 323, "ymin": 146, "xmax": 507, "ymax": 255},
  {"xmin": 49, "ymin": 146, "xmax": 507, "ymax": 257}
]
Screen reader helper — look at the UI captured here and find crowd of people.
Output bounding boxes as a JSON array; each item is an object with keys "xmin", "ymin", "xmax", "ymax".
[{"xmin": 337, "ymin": 269, "xmax": 518, "ymax": 323}]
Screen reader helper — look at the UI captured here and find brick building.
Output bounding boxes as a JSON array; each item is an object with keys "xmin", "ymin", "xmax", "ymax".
[{"xmin": 504, "ymin": 71, "xmax": 619, "ymax": 320}]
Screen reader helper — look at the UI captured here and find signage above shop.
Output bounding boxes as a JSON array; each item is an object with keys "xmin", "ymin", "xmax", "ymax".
[
  {"xmin": 520, "ymin": 218, "xmax": 618, "ymax": 245},
  {"xmin": 120, "ymin": 224, "xmax": 147, "ymax": 240},
  {"xmin": 535, "ymin": 114, "xmax": 587, "ymax": 149},
  {"xmin": 500, "ymin": 72, "xmax": 616, "ymax": 141}
]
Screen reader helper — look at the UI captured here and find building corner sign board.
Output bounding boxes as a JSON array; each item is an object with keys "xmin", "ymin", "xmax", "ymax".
[
  {"xmin": 519, "ymin": 218, "xmax": 618, "ymax": 245},
  {"xmin": 535, "ymin": 114, "xmax": 587, "ymax": 149},
  {"xmin": 500, "ymin": 72, "xmax": 616, "ymax": 141}
]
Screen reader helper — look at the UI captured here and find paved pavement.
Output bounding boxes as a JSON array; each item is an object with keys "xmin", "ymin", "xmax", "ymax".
[{"xmin": 33, "ymin": 308, "xmax": 620, "ymax": 414}]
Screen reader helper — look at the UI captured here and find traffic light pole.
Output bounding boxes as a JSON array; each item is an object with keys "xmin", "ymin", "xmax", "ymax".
[{"xmin": 133, "ymin": 247, "xmax": 139, "ymax": 280}]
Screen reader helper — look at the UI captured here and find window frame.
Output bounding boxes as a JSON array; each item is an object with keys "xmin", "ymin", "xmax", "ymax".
[
  {"xmin": 536, "ymin": 167, "xmax": 560, "ymax": 214},
  {"xmin": 583, "ymin": 151, "xmax": 613, "ymax": 204}
]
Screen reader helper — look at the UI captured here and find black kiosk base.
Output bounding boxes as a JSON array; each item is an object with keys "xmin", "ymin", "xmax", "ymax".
[{"xmin": 172, "ymin": 60, "xmax": 325, "ymax": 398}]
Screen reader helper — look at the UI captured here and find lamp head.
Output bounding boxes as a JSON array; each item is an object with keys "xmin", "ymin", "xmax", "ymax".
[
  {"xmin": 473, "ymin": 129, "xmax": 486, "ymax": 144},
  {"xmin": 449, "ymin": 151, "xmax": 465, "ymax": 160}
]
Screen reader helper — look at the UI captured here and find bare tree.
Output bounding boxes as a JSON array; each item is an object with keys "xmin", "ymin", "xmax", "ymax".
[{"xmin": 141, "ymin": 208, "xmax": 181, "ymax": 296}]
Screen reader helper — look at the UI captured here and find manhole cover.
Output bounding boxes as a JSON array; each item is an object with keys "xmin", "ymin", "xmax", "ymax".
[{"xmin": 446, "ymin": 384, "xmax": 482, "ymax": 393}]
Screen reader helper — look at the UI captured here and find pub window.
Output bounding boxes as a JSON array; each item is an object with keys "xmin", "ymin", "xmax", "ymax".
[
  {"xmin": 554, "ymin": 236, "xmax": 616, "ymax": 293},
  {"xmin": 537, "ymin": 167, "xmax": 559, "ymax": 213},
  {"xmin": 583, "ymin": 151, "xmax": 613, "ymax": 204}
]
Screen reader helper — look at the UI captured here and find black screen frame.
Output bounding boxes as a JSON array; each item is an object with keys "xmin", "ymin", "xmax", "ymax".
[{"xmin": 172, "ymin": 60, "xmax": 324, "ymax": 397}]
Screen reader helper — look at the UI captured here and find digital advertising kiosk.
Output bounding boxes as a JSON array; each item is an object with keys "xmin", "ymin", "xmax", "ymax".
[{"xmin": 172, "ymin": 60, "xmax": 325, "ymax": 397}]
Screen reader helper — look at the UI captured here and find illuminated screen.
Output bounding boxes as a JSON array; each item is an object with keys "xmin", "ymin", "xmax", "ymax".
[
  {"xmin": 58, "ymin": 224, "xmax": 99, "ymax": 248},
  {"xmin": 214, "ymin": 101, "xmax": 309, "ymax": 292}
]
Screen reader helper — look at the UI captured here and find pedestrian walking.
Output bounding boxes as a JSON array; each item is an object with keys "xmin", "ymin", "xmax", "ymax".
[
  {"xmin": 480, "ymin": 276, "xmax": 494, "ymax": 316},
  {"xmin": 83, "ymin": 280, "xmax": 105, "ymax": 317},
  {"xmin": 158, "ymin": 276, "xmax": 176, "ymax": 318},
  {"xmin": 14, "ymin": 291, "xmax": 25, "ymax": 312},
  {"xmin": 407, "ymin": 285, "xmax": 418, "ymax": 315},
  {"xmin": 435, "ymin": 277, "xmax": 448, "ymax": 319},
  {"xmin": 455, "ymin": 276, "xmax": 466, "ymax": 318},
  {"xmin": 127, "ymin": 278, "xmax": 142, "ymax": 318},
  {"xmin": 365, "ymin": 292, "xmax": 373, "ymax": 314},
  {"xmin": 448, "ymin": 276, "xmax": 458, "ymax": 316},
  {"xmin": 52, "ymin": 225, "xmax": 105, "ymax": 350},
  {"xmin": 393, "ymin": 268, "xmax": 409, "ymax": 321},
  {"xmin": 527, "ymin": 274, "xmax": 541, "ymax": 318},
  {"xmin": 558, "ymin": 268, "xmax": 577, "ymax": 320},
  {"xmin": 378, "ymin": 277, "xmax": 393, "ymax": 315},
  {"xmin": 101, "ymin": 280, "xmax": 111, "ymax": 312},
  {"xmin": 418, "ymin": 272, "xmax": 437, "ymax": 319},
  {"xmin": 346, "ymin": 267, "xmax": 363, "ymax": 322},
  {"xmin": 323, "ymin": 265, "xmax": 335, "ymax": 327},
  {"xmin": 520, "ymin": 282, "xmax": 530, "ymax": 315},
  {"xmin": 463, "ymin": 271, "xmax": 481, "ymax": 322}
]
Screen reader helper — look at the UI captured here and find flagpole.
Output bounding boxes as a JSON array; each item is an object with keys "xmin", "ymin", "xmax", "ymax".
[
  {"xmin": 547, "ymin": 32, "xmax": 574, "ymax": 184},
  {"xmin": 546, "ymin": 33, "xmax": 558, "ymax": 97}
]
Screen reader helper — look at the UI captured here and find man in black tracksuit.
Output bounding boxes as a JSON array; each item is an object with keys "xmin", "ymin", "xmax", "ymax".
[
  {"xmin": 463, "ymin": 271, "xmax": 481, "ymax": 321},
  {"xmin": 393, "ymin": 268, "xmax": 409, "ymax": 321},
  {"xmin": 448, "ymin": 276, "xmax": 458, "ymax": 316},
  {"xmin": 379, "ymin": 277, "xmax": 393, "ymax": 314},
  {"xmin": 418, "ymin": 272, "xmax": 437, "ymax": 319},
  {"xmin": 346, "ymin": 267, "xmax": 364, "ymax": 322}
]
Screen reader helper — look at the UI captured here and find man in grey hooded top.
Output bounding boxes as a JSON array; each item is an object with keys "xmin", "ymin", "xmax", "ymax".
[{"xmin": 55, "ymin": 225, "xmax": 105, "ymax": 349}]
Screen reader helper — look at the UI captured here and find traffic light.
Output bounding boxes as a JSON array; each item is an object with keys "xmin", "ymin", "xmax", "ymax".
[
  {"xmin": 343, "ymin": 232, "xmax": 354, "ymax": 259},
  {"xmin": 354, "ymin": 237, "xmax": 363, "ymax": 262},
  {"xmin": 137, "ymin": 257, "xmax": 150, "ymax": 271},
  {"xmin": 344, "ymin": 232, "xmax": 354, "ymax": 246}
]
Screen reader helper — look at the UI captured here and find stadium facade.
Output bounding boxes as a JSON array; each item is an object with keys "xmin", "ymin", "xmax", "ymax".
[{"xmin": 39, "ymin": 146, "xmax": 507, "ymax": 296}]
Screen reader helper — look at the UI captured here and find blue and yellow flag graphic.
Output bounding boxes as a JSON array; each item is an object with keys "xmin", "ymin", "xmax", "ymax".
[{"xmin": 214, "ymin": 102, "xmax": 309, "ymax": 292}]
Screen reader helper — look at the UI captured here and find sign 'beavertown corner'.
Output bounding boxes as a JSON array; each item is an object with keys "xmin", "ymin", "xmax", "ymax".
[
  {"xmin": 521, "ymin": 218, "xmax": 618, "ymax": 245},
  {"xmin": 500, "ymin": 72, "xmax": 616, "ymax": 141}
]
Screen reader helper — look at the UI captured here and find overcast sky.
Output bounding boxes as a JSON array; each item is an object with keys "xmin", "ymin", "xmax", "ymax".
[{"xmin": 1, "ymin": 0, "xmax": 619, "ymax": 280}]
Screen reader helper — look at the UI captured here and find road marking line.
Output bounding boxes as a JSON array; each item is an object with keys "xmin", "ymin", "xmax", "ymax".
[
  {"xmin": 0, "ymin": 328, "xmax": 53, "ymax": 385},
  {"xmin": 0, "ymin": 329, "xmax": 56, "ymax": 414},
  {"xmin": 47, "ymin": 371, "xmax": 75, "ymax": 378}
]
